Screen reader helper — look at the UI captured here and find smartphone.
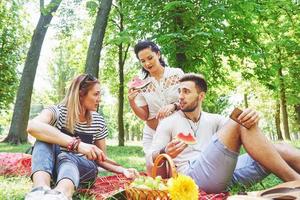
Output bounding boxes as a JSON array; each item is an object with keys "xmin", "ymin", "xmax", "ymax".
[{"xmin": 229, "ymin": 108, "xmax": 251, "ymax": 129}]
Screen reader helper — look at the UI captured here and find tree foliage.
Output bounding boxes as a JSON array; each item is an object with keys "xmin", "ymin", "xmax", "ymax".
[
  {"xmin": 250, "ymin": 1, "xmax": 300, "ymax": 138},
  {"xmin": 0, "ymin": 1, "xmax": 29, "ymax": 112},
  {"xmin": 48, "ymin": 0, "xmax": 88, "ymax": 103},
  {"xmin": 2, "ymin": 0, "xmax": 299, "ymax": 143}
]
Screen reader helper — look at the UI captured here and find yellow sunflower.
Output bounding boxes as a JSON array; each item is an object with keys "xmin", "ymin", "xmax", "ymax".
[{"xmin": 167, "ymin": 174, "xmax": 199, "ymax": 200}]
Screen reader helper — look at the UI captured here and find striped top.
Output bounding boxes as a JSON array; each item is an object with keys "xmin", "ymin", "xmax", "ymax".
[{"xmin": 47, "ymin": 105, "xmax": 108, "ymax": 146}]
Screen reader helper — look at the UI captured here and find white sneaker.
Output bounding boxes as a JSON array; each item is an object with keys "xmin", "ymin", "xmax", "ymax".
[
  {"xmin": 25, "ymin": 186, "xmax": 51, "ymax": 200},
  {"xmin": 42, "ymin": 190, "xmax": 71, "ymax": 200}
]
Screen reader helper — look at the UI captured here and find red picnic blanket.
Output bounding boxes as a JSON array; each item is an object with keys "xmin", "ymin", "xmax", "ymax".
[
  {"xmin": 79, "ymin": 174, "xmax": 229, "ymax": 200},
  {"xmin": 0, "ymin": 153, "xmax": 229, "ymax": 199},
  {"xmin": 0, "ymin": 152, "xmax": 32, "ymax": 176}
]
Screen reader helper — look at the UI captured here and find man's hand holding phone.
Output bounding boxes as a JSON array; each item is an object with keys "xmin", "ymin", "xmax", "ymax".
[{"xmin": 230, "ymin": 108, "xmax": 260, "ymax": 129}]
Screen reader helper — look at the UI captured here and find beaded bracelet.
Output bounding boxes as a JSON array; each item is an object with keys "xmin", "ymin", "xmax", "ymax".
[
  {"xmin": 67, "ymin": 137, "xmax": 81, "ymax": 152},
  {"xmin": 67, "ymin": 138, "xmax": 76, "ymax": 151},
  {"xmin": 73, "ymin": 137, "xmax": 81, "ymax": 152}
]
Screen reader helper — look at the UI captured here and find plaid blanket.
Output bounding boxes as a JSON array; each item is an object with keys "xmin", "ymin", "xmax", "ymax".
[
  {"xmin": 0, "ymin": 153, "xmax": 229, "ymax": 199},
  {"xmin": 0, "ymin": 153, "xmax": 31, "ymax": 176},
  {"xmin": 79, "ymin": 174, "xmax": 229, "ymax": 200}
]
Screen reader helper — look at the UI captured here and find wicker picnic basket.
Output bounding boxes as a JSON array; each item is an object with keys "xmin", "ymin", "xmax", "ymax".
[{"xmin": 125, "ymin": 153, "xmax": 177, "ymax": 200}]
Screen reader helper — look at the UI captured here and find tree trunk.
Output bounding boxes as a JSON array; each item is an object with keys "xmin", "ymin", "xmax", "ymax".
[
  {"xmin": 130, "ymin": 132, "xmax": 135, "ymax": 141},
  {"xmin": 4, "ymin": 0, "xmax": 62, "ymax": 144},
  {"xmin": 85, "ymin": 0, "xmax": 112, "ymax": 78},
  {"xmin": 275, "ymin": 101, "xmax": 283, "ymax": 140},
  {"xmin": 113, "ymin": 0, "xmax": 131, "ymax": 146},
  {"xmin": 244, "ymin": 93, "xmax": 249, "ymax": 108},
  {"xmin": 278, "ymin": 67, "xmax": 290, "ymax": 140},
  {"xmin": 125, "ymin": 123, "xmax": 129, "ymax": 141},
  {"xmin": 175, "ymin": 51, "xmax": 187, "ymax": 70},
  {"xmin": 118, "ymin": 43, "xmax": 125, "ymax": 146},
  {"xmin": 294, "ymin": 104, "xmax": 300, "ymax": 128},
  {"xmin": 172, "ymin": 8, "xmax": 186, "ymax": 70},
  {"xmin": 57, "ymin": 49, "xmax": 67, "ymax": 101}
]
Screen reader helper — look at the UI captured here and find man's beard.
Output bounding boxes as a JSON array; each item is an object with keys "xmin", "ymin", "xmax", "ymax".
[{"xmin": 181, "ymin": 98, "xmax": 199, "ymax": 113}]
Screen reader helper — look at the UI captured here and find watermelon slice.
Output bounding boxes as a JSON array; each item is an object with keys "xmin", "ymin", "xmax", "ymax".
[
  {"xmin": 127, "ymin": 76, "xmax": 150, "ymax": 89},
  {"xmin": 176, "ymin": 132, "xmax": 197, "ymax": 145}
]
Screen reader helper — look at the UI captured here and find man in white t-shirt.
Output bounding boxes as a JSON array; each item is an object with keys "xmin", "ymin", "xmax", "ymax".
[{"xmin": 150, "ymin": 73, "xmax": 300, "ymax": 193}]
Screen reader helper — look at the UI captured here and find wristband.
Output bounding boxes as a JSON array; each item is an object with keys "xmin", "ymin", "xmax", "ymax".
[
  {"xmin": 67, "ymin": 137, "xmax": 81, "ymax": 152},
  {"xmin": 67, "ymin": 138, "xmax": 76, "ymax": 151},
  {"xmin": 73, "ymin": 137, "xmax": 81, "ymax": 152}
]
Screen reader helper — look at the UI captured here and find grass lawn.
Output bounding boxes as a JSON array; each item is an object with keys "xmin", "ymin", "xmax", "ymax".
[{"xmin": 0, "ymin": 141, "xmax": 287, "ymax": 200}]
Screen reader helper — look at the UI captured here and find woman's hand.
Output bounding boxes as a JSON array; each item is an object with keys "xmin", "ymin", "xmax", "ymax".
[
  {"xmin": 128, "ymin": 88, "xmax": 140, "ymax": 102},
  {"xmin": 156, "ymin": 104, "xmax": 176, "ymax": 120},
  {"xmin": 78, "ymin": 142, "xmax": 106, "ymax": 162},
  {"xmin": 122, "ymin": 168, "xmax": 139, "ymax": 179}
]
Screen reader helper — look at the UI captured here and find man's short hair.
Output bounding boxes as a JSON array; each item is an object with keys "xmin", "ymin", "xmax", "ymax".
[{"xmin": 179, "ymin": 73, "xmax": 208, "ymax": 93}]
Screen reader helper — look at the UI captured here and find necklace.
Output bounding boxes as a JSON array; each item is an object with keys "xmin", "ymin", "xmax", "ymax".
[{"xmin": 183, "ymin": 112, "xmax": 201, "ymax": 137}]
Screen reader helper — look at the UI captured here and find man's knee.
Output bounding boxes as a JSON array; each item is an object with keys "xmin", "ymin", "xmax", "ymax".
[
  {"xmin": 220, "ymin": 120, "xmax": 242, "ymax": 136},
  {"xmin": 217, "ymin": 120, "xmax": 242, "ymax": 152}
]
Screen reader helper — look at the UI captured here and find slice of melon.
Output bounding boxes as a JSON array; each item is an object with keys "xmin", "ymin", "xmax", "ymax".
[
  {"xmin": 176, "ymin": 132, "xmax": 197, "ymax": 145},
  {"xmin": 127, "ymin": 76, "xmax": 150, "ymax": 89}
]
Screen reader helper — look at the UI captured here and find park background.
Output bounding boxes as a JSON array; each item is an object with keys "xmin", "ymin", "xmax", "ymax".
[{"xmin": 0, "ymin": 0, "xmax": 299, "ymax": 199}]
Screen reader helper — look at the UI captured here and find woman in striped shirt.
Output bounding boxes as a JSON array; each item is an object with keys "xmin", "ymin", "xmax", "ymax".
[{"xmin": 26, "ymin": 74, "xmax": 138, "ymax": 200}]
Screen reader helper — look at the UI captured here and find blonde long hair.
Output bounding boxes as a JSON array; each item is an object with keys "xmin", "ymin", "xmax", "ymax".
[{"xmin": 61, "ymin": 74, "xmax": 99, "ymax": 134}]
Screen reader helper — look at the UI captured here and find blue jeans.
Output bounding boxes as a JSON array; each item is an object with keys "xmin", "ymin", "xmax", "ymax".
[
  {"xmin": 31, "ymin": 140, "xmax": 98, "ymax": 188},
  {"xmin": 187, "ymin": 134, "xmax": 270, "ymax": 193}
]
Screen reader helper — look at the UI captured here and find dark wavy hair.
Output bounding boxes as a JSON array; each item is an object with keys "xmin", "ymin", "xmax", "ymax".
[{"xmin": 134, "ymin": 40, "xmax": 166, "ymax": 78}]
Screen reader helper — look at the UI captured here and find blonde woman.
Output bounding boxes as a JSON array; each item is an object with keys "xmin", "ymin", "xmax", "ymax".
[{"xmin": 25, "ymin": 74, "xmax": 138, "ymax": 200}]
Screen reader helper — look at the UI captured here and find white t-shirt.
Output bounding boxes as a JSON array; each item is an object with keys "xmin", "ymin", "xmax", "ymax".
[
  {"xmin": 134, "ymin": 67, "xmax": 184, "ymax": 120},
  {"xmin": 150, "ymin": 110, "xmax": 227, "ymax": 173}
]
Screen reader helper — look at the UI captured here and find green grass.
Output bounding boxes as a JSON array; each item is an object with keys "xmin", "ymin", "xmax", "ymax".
[
  {"xmin": 1, "ymin": 141, "xmax": 297, "ymax": 199},
  {"xmin": 106, "ymin": 145, "xmax": 146, "ymax": 172},
  {"xmin": 0, "ymin": 142, "xmax": 31, "ymax": 153},
  {"xmin": 0, "ymin": 176, "xmax": 32, "ymax": 200}
]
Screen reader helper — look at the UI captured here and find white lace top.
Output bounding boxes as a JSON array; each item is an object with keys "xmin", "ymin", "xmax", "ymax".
[{"xmin": 135, "ymin": 67, "xmax": 184, "ymax": 120}]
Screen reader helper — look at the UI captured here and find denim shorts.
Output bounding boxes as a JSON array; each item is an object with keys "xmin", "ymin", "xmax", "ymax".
[
  {"xmin": 31, "ymin": 140, "xmax": 98, "ymax": 188},
  {"xmin": 187, "ymin": 134, "xmax": 270, "ymax": 193}
]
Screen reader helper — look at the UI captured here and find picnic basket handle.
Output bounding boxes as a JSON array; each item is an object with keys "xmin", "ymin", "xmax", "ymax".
[{"xmin": 152, "ymin": 153, "xmax": 177, "ymax": 178}]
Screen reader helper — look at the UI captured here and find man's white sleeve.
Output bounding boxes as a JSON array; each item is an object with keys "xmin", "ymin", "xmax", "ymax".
[
  {"xmin": 149, "ymin": 118, "xmax": 173, "ymax": 163},
  {"xmin": 217, "ymin": 115, "xmax": 229, "ymax": 131}
]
